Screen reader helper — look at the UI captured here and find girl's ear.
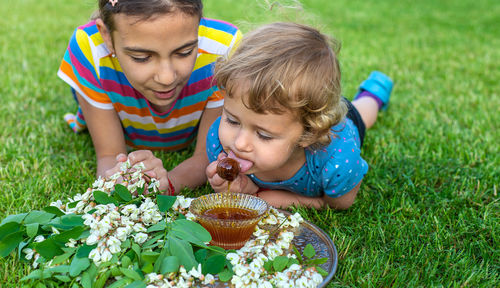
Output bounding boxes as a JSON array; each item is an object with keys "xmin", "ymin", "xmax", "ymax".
[{"xmin": 96, "ymin": 19, "xmax": 114, "ymax": 55}]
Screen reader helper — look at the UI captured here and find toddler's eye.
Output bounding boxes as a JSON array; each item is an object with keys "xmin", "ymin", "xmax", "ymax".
[
  {"xmin": 224, "ymin": 117, "xmax": 239, "ymax": 126},
  {"xmin": 257, "ymin": 131, "xmax": 273, "ymax": 141}
]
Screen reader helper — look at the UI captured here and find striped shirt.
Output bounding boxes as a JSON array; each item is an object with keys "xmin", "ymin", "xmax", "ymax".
[{"xmin": 58, "ymin": 18, "xmax": 242, "ymax": 150}]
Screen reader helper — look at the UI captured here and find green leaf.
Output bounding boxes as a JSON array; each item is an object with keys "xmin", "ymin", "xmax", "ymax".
[
  {"xmin": 156, "ymin": 195, "xmax": 176, "ymax": 212},
  {"xmin": 107, "ymin": 278, "xmax": 133, "ymax": 288},
  {"xmin": 43, "ymin": 206, "xmax": 65, "ymax": 217},
  {"xmin": 146, "ymin": 222, "xmax": 166, "ymax": 233},
  {"xmin": 35, "ymin": 238, "xmax": 64, "ymax": 259},
  {"xmin": 93, "ymin": 191, "xmax": 117, "ymax": 205},
  {"xmin": 0, "ymin": 222, "xmax": 20, "ymax": 241},
  {"xmin": 194, "ymin": 249, "xmax": 208, "ymax": 263},
  {"xmin": 69, "ymin": 255, "xmax": 90, "ymax": 277},
  {"xmin": 287, "ymin": 258, "xmax": 300, "ymax": 267},
  {"xmin": 303, "ymin": 243, "xmax": 316, "ymax": 258},
  {"xmin": 121, "ymin": 255, "xmax": 132, "ymax": 268},
  {"xmin": 0, "ymin": 231, "xmax": 24, "ymax": 258},
  {"xmin": 141, "ymin": 251, "xmax": 159, "ymax": 264},
  {"xmin": 60, "ymin": 214, "xmax": 84, "ymax": 227},
  {"xmin": 53, "ymin": 226, "xmax": 85, "ymax": 243},
  {"xmin": 202, "ymin": 254, "xmax": 226, "ymax": 275},
  {"xmin": 307, "ymin": 257, "xmax": 328, "ymax": 265},
  {"xmin": 292, "ymin": 245, "xmax": 303, "ymax": 263},
  {"xmin": 218, "ymin": 269, "xmax": 234, "ymax": 282},
  {"xmin": 94, "ymin": 270, "xmax": 111, "ymax": 288},
  {"xmin": 131, "ymin": 243, "xmax": 141, "ymax": 263},
  {"xmin": 119, "ymin": 268, "xmax": 143, "ymax": 281},
  {"xmin": 160, "ymin": 255, "xmax": 180, "ymax": 274},
  {"xmin": 54, "ymin": 275, "xmax": 72, "ymax": 282},
  {"xmin": 24, "ymin": 211, "xmax": 56, "ymax": 225},
  {"xmin": 25, "ymin": 223, "xmax": 39, "ymax": 238},
  {"xmin": 153, "ymin": 246, "xmax": 169, "ymax": 273},
  {"xmin": 168, "ymin": 236, "xmax": 197, "ymax": 271},
  {"xmin": 125, "ymin": 281, "xmax": 147, "ymax": 288},
  {"xmin": 81, "ymin": 271, "xmax": 92, "ymax": 288},
  {"xmin": 67, "ymin": 201, "xmax": 79, "ymax": 209},
  {"xmin": 317, "ymin": 266, "xmax": 328, "ymax": 276},
  {"xmin": 141, "ymin": 262, "xmax": 154, "ymax": 274},
  {"xmin": 51, "ymin": 251, "xmax": 74, "ymax": 265},
  {"xmin": 263, "ymin": 261, "xmax": 273, "ymax": 272},
  {"xmin": 115, "ymin": 184, "xmax": 132, "ymax": 202},
  {"xmin": 76, "ymin": 244, "xmax": 97, "ymax": 258},
  {"xmin": 170, "ymin": 219, "xmax": 211, "ymax": 245},
  {"xmin": 21, "ymin": 270, "xmax": 48, "ymax": 281},
  {"xmin": 273, "ymin": 256, "xmax": 289, "ymax": 272},
  {"xmin": 0, "ymin": 213, "xmax": 27, "ymax": 225}
]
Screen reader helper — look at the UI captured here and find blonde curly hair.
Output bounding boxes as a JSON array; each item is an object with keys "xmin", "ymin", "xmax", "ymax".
[{"xmin": 214, "ymin": 22, "xmax": 347, "ymax": 148}]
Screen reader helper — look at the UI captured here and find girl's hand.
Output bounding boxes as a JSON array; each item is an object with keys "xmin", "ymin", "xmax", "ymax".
[
  {"xmin": 104, "ymin": 150, "xmax": 172, "ymax": 193},
  {"xmin": 206, "ymin": 153, "xmax": 259, "ymax": 194}
]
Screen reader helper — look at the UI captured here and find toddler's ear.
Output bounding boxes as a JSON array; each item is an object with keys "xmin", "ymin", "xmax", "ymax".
[{"xmin": 95, "ymin": 19, "xmax": 114, "ymax": 54}]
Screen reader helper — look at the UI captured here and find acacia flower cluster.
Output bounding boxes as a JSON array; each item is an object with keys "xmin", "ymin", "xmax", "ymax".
[
  {"xmin": 225, "ymin": 208, "xmax": 324, "ymax": 288},
  {"xmin": 16, "ymin": 160, "xmax": 325, "ymax": 287}
]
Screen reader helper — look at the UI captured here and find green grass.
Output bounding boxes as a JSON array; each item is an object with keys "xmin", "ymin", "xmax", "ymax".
[{"xmin": 0, "ymin": 0, "xmax": 498, "ymax": 286}]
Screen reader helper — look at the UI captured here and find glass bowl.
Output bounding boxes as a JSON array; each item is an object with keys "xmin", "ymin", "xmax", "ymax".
[{"xmin": 189, "ymin": 193, "xmax": 269, "ymax": 250}]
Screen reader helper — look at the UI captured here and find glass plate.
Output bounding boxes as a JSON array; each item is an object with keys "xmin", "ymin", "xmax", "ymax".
[{"xmin": 211, "ymin": 209, "xmax": 338, "ymax": 287}]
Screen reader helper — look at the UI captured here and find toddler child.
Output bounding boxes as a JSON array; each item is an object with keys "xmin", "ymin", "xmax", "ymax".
[{"xmin": 205, "ymin": 22, "xmax": 393, "ymax": 209}]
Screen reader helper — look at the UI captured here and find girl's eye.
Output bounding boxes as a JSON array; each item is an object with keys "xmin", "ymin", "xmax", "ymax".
[
  {"xmin": 178, "ymin": 49, "xmax": 194, "ymax": 57},
  {"xmin": 257, "ymin": 131, "xmax": 273, "ymax": 141},
  {"xmin": 131, "ymin": 55, "xmax": 151, "ymax": 63}
]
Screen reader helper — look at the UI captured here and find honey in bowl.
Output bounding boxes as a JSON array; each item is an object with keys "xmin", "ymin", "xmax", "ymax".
[{"xmin": 189, "ymin": 193, "xmax": 269, "ymax": 250}]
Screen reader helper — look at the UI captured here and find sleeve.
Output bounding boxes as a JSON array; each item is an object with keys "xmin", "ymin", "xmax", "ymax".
[
  {"xmin": 203, "ymin": 21, "xmax": 242, "ymax": 108},
  {"xmin": 206, "ymin": 117, "xmax": 224, "ymax": 162},
  {"xmin": 321, "ymin": 146, "xmax": 369, "ymax": 198},
  {"xmin": 57, "ymin": 27, "xmax": 113, "ymax": 110}
]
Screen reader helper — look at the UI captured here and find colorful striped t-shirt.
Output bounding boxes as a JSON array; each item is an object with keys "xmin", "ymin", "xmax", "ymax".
[{"xmin": 58, "ymin": 18, "xmax": 242, "ymax": 150}]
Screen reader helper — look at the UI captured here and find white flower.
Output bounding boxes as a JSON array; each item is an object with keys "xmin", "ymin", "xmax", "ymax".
[
  {"xmin": 226, "ymin": 252, "xmax": 240, "ymax": 266},
  {"xmin": 23, "ymin": 248, "xmax": 35, "ymax": 260},
  {"xmin": 89, "ymin": 248, "xmax": 101, "ymax": 263},
  {"xmin": 107, "ymin": 236, "xmax": 121, "ymax": 254},
  {"xmin": 50, "ymin": 200, "xmax": 63, "ymax": 208},
  {"xmin": 93, "ymin": 176, "xmax": 105, "ymax": 189},
  {"xmin": 133, "ymin": 232, "xmax": 148, "ymax": 244},
  {"xmin": 133, "ymin": 223, "xmax": 146, "ymax": 232},
  {"xmin": 86, "ymin": 233, "xmax": 99, "ymax": 245},
  {"xmin": 34, "ymin": 235, "xmax": 45, "ymax": 243},
  {"xmin": 100, "ymin": 248, "xmax": 112, "ymax": 262},
  {"xmin": 66, "ymin": 238, "xmax": 77, "ymax": 248},
  {"xmin": 32, "ymin": 253, "xmax": 40, "ymax": 268},
  {"xmin": 115, "ymin": 227, "xmax": 129, "ymax": 242},
  {"xmin": 203, "ymin": 273, "xmax": 215, "ymax": 285},
  {"xmin": 51, "ymin": 226, "xmax": 60, "ymax": 235},
  {"xmin": 120, "ymin": 160, "xmax": 131, "ymax": 172}
]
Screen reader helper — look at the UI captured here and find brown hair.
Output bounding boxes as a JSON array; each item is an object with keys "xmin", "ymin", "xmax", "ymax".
[
  {"xmin": 97, "ymin": 0, "xmax": 203, "ymax": 32},
  {"xmin": 215, "ymin": 22, "xmax": 347, "ymax": 147}
]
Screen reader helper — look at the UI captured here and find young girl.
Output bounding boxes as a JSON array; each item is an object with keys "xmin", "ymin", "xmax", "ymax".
[
  {"xmin": 205, "ymin": 22, "xmax": 393, "ymax": 209},
  {"xmin": 58, "ymin": 0, "xmax": 241, "ymax": 194}
]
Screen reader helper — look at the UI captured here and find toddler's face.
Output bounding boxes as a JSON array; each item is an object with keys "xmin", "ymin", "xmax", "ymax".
[
  {"xmin": 102, "ymin": 12, "xmax": 199, "ymax": 113},
  {"xmin": 219, "ymin": 86, "xmax": 306, "ymax": 182}
]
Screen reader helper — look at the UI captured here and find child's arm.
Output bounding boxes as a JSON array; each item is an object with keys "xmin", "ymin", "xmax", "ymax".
[
  {"xmin": 257, "ymin": 182, "xmax": 361, "ymax": 209},
  {"xmin": 107, "ymin": 107, "xmax": 223, "ymax": 193},
  {"xmin": 75, "ymin": 92, "xmax": 127, "ymax": 177},
  {"xmin": 167, "ymin": 107, "xmax": 223, "ymax": 192}
]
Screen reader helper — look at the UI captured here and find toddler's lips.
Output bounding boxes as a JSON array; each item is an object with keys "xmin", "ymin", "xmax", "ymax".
[
  {"xmin": 153, "ymin": 88, "xmax": 176, "ymax": 100},
  {"xmin": 227, "ymin": 150, "xmax": 253, "ymax": 173}
]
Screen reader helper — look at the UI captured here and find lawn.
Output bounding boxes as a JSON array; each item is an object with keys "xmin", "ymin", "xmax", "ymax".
[{"xmin": 0, "ymin": 0, "xmax": 498, "ymax": 286}]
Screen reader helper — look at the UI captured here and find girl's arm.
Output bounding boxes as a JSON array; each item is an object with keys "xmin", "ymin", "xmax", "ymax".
[
  {"xmin": 75, "ymin": 92, "xmax": 127, "ymax": 177},
  {"xmin": 167, "ymin": 106, "xmax": 223, "ymax": 192},
  {"xmin": 257, "ymin": 182, "xmax": 361, "ymax": 209}
]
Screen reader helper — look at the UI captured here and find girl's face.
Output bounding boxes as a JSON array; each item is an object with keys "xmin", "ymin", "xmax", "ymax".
[
  {"xmin": 219, "ymin": 85, "xmax": 307, "ymax": 182},
  {"xmin": 98, "ymin": 12, "xmax": 199, "ymax": 113}
]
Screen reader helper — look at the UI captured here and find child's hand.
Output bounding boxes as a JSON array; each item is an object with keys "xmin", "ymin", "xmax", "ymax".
[
  {"xmin": 105, "ymin": 150, "xmax": 172, "ymax": 193},
  {"xmin": 206, "ymin": 153, "xmax": 259, "ymax": 194}
]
